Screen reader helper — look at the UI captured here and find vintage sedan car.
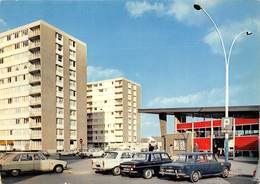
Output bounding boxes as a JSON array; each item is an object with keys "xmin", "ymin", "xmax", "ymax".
[
  {"xmin": 159, "ymin": 152, "xmax": 231, "ymax": 183},
  {"xmin": 0, "ymin": 152, "xmax": 67, "ymax": 176},
  {"xmin": 78, "ymin": 148, "xmax": 104, "ymax": 158},
  {"xmin": 92, "ymin": 151, "xmax": 133, "ymax": 175},
  {"xmin": 120, "ymin": 151, "xmax": 172, "ymax": 179}
]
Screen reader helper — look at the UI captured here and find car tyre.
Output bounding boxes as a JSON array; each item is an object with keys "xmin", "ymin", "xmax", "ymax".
[
  {"xmin": 190, "ymin": 170, "xmax": 200, "ymax": 183},
  {"xmin": 222, "ymin": 167, "xmax": 229, "ymax": 178},
  {"xmin": 143, "ymin": 169, "xmax": 153, "ymax": 179},
  {"xmin": 10, "ymin": 169, "xmax": 20, "ymax": 177},
  {"xmin": 112, "ymin": 166, "xmax": 121, "ymax": 176},
  {"xmin": 54, "ymin": 165, "xmax": 64, "ymax": 173}
]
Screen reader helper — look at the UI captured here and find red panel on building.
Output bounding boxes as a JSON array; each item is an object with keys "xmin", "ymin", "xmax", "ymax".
[
  {"xmin": 194, "ymin": 138, "xmax": 211, "ymax": 151},
  {"xmin": 194, "ymin": 121, "xmax": 211, "ymax": 129},
  {"xmin": 235, "ymin": 118, "xmax": 258, "ymax": 125},
  {"xmin": 235, "ymin": 136, "xmax": 258, "ymax": 151},
  {"xmin": 213, "ymin": 120, "xmax": 221, "ymax": 127},
  {"xmin": 177, "ymin": 123, "xmax": 192, "ymax": 130}
]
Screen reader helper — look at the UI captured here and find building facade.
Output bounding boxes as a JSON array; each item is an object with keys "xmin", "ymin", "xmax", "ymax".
[
  {"xmin": 139, "ymin": 106, "xmax": 260, "ymax": 159},
  {"xmin": 0, "ymin": 20, "xmax": 87, "ymax": 153},
  {"xmin": 86, "ymin": 78, "xmax": 141, "ymax": 148}
]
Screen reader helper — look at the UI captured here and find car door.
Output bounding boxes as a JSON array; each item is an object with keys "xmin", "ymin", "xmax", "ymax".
[
  {"xmin": 18, "ymin": 153, "xmax": 34, "ymax": 171},
  {"xmin": 207, "ymin": 154, "xmax": 223, "ymax": 174},
  {"xmin": 33, "ymin": 153, "xmax": 50, "ymax": 172},
  {"xmin": 151, "ymin": 153, "xmax": 162, "ymax": 173},
  {"xmin": 194, "ymin": 154, "xmax": 211, "ymax": 175}
]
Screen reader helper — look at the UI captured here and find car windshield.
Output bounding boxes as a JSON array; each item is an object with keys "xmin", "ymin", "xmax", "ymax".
[
  {"xmin": 104, "ymin": 152, "xmax": 118, "ymax": 159},
  {"xmin": 132, "ymin": 153, "xmax": 148, "ymax": 161}
]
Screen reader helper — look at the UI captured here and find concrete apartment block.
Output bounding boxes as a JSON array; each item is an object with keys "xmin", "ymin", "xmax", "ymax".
[
  {"xmin": 0, "ymin": 20, "xmax": 87, "ymax": 153},
  {"xmin": 86, "ymin": 78, "xmax": 141, "ymax": 148}
]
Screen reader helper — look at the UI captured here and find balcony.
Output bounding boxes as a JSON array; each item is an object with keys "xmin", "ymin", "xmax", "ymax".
[
  {"xmin": 56, "ymin": 68, "xmax": 63, "ymax": 76},
  {"xmin": 29, "ymin": 86, "xmax": 41, "ymax": 96},
  {"xmin": 29, "ymin": 75, "xmax": 41, "ymax": 85},
  {"xmin": 29, "ymin": 53, "xmax": 41, "ymax": 62},
  {"xmin": 115, "ymin": 106, "xmax": 123, "ymax": 111},
  {"xmin": 115, "ymin": 94, "xmax": 123, "ymax": 99},
  {"xmin": 29, "ymin": 64, "xmax": 41, "ymax": 73},
  {"xmin": 56, "ymin": 80, "xmax": 63, "ymax": 87},
  {"xmin": 31, "ymin": 133, "xmax": 42, "ymax": 139},
  {"xmin": 57, "ymin": 134, "xmax": 64, "ymax": 140},
  {"xmin": 70, "ymin": 135, "xmax": 77, "ymax": 140},
  {"xmin": 29, "ymin": 28, "xmax": 40, "ymax": 40},
  {"xmin": 30, "ymin": 144, "xmax": 42, "ymax": 150},
  {"xmin": 30, "ymin": 108, "xmax": 41, "ymax": 117},
  {"xmin": 29, "ymin": 40, "xmax": 40, "ymax": 51},
  {"xmin": 29, "ymin": 121, "xmax": 41, "ymax": 128},
  {"xmin": 29, "ymin": 97, "xmax": 41, "ymax": 106},
  {"xmin": 57, "ymin": 123, "xmax": 64, "ymax": 129}
]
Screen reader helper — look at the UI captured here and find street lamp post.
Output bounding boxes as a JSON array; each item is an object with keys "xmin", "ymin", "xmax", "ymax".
[{"xmin": 194, "ymin": 4, "xmax": 252, "ymax": 162}]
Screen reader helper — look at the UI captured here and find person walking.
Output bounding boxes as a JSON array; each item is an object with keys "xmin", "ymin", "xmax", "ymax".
[{"xmin": 148, "ymin": 143, "xmax": 154, "ymax": 152}]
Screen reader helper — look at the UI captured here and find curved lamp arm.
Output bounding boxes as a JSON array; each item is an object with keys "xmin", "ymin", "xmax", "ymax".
[
  {"xmin": 200, "ymin": 8, "xmax": 228, "ymax": 65},
  {"xmin": 227, "ymin": 31, "xmax": 252, "ymax": 65}
]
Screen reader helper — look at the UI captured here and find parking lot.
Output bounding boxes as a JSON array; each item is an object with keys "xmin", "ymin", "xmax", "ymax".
[{"xmin": 1, "ymin": 156, "xmax": 256, "ymax": 184}]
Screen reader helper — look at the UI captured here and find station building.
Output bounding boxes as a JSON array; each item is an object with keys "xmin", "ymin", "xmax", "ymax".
[{"xmin": 139, "ymin": 105, "xmax": 260, "ymax": 159}]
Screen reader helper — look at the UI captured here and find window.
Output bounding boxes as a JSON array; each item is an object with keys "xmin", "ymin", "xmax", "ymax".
[
  {"xmin": 56, "ymin": 44, "xmax": 62, "ymax": 51},
  {"xmin": 7, "ymin": 35, "xmax": 11, "ymax": 41},
  {"xmin": 173, "ymin": 139, "xmax": 186, "ymax": 151},
  {"xmin": 0, "ymin": 58, "xmax": 3, "ymax": 64},
  {"xmin": 14, "ymin": 32, "xmax": 19, "ymax": 38},
  {"xmin": 8, "ymin": 77, "xmax": 11, "ymax": 83},
  {"xmin": 7, "ymin": 67, "xmax": 11, "ymax": 72},
  {"xmin": 151, "ymin": 153, "xmax": 161, "ymax": 161},
  {"xmin": 161, "ymin": 153, "xmax": 170, "ymax": 160},
  {"xmin": 121, "ymin": 152, "xmax": 132, "ymax": 159},
  {"xmin": 15, "ymin": 43, "xmax": 20, "ymax": 49},
  {"xmin": 56, "ymin": 33, "xmax": 62, "ymax": 41},
  {"xmin": 22, "ymin": 40, "xmax": 28, "ymax": 47},
  {"xmin": 8, "ymin": 98, "xmax": 12, "ymax": 104}
]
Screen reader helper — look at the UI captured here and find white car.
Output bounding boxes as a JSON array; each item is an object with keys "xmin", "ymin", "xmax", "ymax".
[
  {"xmin": 79, "ymin": 148, "xmax": 104, "ymax": 158},
  {"xmin": 0, "ymin": 152, "xmax": 67, "ymax": 176},
  {"xmin": 92, "ymin": 151, "xmax": 133, "ymax": 175},
  {"xmin": 252, "ymin": 161, "xmax": 260, "ymax": 184}
]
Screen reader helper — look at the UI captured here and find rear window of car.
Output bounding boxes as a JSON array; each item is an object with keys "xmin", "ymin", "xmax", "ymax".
[
  {"xmin": 121, "ymin": 152, "xmax": 132, "ymax": 159},
  {"xmin": 104, "ymin": 152, "xmax": 118, "ymax": 159}
]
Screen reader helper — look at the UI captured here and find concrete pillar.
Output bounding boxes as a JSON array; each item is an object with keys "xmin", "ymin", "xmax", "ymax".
[
  {"xmin": 159, "ymin": 113, "xmax": 167, "ymax": 136},
  {"xmin": 159, "ymin": 113, "xmax": 167, "ymax": 151}
]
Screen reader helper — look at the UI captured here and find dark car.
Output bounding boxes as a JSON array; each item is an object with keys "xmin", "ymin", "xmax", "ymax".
[
  {"xmin": 159, "ymin": 152, "xmax": 231, "ymax": 183},
  {"xmin": 120, "ymin": 151, "xmax": 172, "ymax": 179}
]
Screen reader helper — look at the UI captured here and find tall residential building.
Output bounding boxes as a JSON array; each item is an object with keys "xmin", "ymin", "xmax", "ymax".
[
  {"xmin": 86, "ymin": 78, "xmax": 141, "ymax": 148},
  {"xmin": 0, "ymin": 20, "xmax": 87, "ymax": 153}
]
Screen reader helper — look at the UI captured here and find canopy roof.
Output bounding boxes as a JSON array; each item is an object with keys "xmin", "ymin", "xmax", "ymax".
[{"xmin": 139, "ymin": 105, "xmax": 260, "ymax": 119}]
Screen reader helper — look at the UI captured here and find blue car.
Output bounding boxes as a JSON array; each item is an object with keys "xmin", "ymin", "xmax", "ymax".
[{"xmin": 159, "ymin": 152, "xmax": 231, "ymax": 183}]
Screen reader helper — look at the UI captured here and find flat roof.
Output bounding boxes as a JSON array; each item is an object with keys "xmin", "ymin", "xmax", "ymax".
[{"xmin": 139, "ymin": 105, "xmax": 260, "ymax": 119}]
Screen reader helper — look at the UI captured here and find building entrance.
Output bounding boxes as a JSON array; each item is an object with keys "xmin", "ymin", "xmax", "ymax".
[{"xmin": 213, "ymin": 138, "xmax": 224, "ymax": 157}]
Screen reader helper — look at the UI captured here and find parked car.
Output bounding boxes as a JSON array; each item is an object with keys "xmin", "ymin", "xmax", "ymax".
[
  {"xmin": 78, "ymin": 148, "xmax": 104, "ymax": 158},
  {"xmin": 120, "ymin": 151, "xmax": 172, "ymax": 179},
  {"xmin": 92, "ymin": 151, "xmax": 134, "ymax": 175},
  {"xmin": 252, "ymin": 161, "xmax": 260, "ymax": 184},
  {"xmin": 159, "ymin": 152, "xmax": 231, "ymax": 183},
  {"xmin": 0, "ymin": 152, "xmax": 67, "ymax": 176}
]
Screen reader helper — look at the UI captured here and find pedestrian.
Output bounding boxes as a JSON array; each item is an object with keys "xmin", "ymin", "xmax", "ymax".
[
  {"xmin": 194, "ymin": 143, "xmax": 199, "ymax": 152},
  {"xmin": 148, "ymin": 143, "xmax": 154, "ymax": 152}
]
